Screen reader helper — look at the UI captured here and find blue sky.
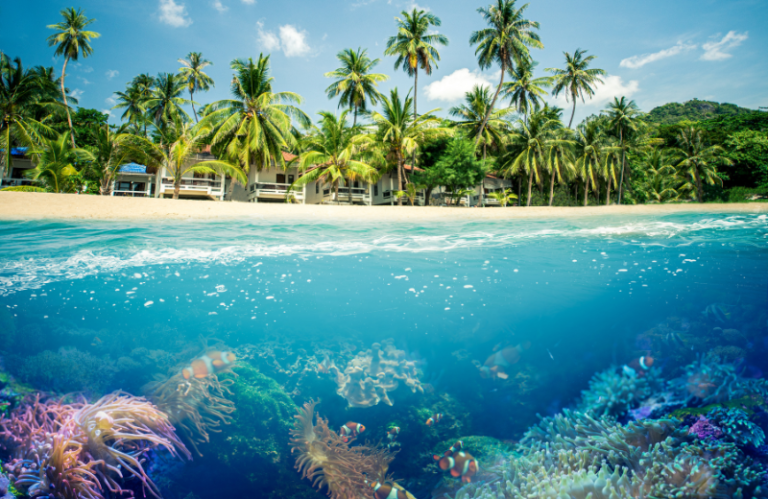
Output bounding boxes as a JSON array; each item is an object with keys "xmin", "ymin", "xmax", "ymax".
[{"xmin": 2, "ymin": 0, "xmax": 766, "ymax": 125}]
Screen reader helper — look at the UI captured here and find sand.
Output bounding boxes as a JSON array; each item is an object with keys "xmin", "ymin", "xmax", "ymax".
[{"xmin": 0, "ymin": 192, "xmax": 766, "ymax": 222}]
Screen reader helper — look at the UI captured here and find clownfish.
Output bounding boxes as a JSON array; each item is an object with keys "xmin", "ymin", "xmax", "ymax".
[
  {"xmin": 426, "ymin": 413, "xmax": 443, "ymax": 427},
  {"xmin": 365, "ymin": 480, "xmax": 416, "ymax": 499},
  {"xmin": 182, "ymin": 351, "xmax": 236, "ymax": 380},
  {"xmin": 433, "ymin": 450, "xmax": 479, "ymax": 483},
  {"xmin": 443, "ymin": 440, "xmax": 463, "ymax": 456},
  {"xmin": 387, "ymin": 427, "xmax": 400, "ymax": 441},
  {"xmin": 339, "ymin": 422, "xmax": 365, "ymax": 442},
  {"xmin": 622, "ymin": 356, "xmax": 654, "ymax": 378}
]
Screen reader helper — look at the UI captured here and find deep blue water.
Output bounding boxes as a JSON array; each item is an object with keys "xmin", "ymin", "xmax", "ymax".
[{"xmin": 0, "ymin": 212, "xmax": 767, "ymax": 497}]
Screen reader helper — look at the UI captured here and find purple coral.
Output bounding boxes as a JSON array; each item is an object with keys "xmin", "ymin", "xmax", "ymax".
[{"xmin": 687, "ymin": 415, "xmax": 724, "ymax": 440}]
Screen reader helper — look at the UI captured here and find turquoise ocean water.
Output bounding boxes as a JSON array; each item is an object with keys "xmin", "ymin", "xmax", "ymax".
[{"xmin": 0, "ymin": 212, "xmax": 767, "ymax": 498}]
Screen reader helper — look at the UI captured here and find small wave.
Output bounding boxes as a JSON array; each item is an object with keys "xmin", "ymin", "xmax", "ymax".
[{"xmin": 0, "ymin": 214, "xmax": 765, "ymax": 296}]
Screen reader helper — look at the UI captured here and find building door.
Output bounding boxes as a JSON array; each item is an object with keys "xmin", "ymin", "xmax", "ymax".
[{"xmin": 276, "ymin": 174, "xmax": 286, "ymax": 184}]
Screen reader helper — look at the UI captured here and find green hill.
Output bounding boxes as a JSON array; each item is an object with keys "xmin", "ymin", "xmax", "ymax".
[{"xmin": 645, "ymin": 99, "xmax": 754, "ymax": 125}]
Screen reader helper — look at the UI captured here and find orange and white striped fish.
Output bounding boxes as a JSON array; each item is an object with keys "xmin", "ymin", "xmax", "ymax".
[
  {"xmin": 433, "ymin": 450, "xmax": 479, "ymax": 483},
  {"xmin": 339, "ymin": 422, "xmax": 365, "ymax": 442},
  {"xmin": 443, "ymin": 440, "xmax": 463, "ymax": 456},
  {"xmin": 365, "ymin": 480, "xmax": 416, "ymax": 499},
  {"xmin": 182, "ymin": 351, "xmax": 236, "ymax": 380},
  {"xmin": 426, "ymin": 413, "xmax": 443, "ymax": 426},
  {"xmin": 387, "ymin": 427, "xmax": 401, "ymax": 441}
]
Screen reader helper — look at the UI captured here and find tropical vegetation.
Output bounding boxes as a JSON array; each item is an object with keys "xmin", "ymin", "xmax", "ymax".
[{"xmin": 1, "ymin": 4, "xmax": 765, "ymax": 206}]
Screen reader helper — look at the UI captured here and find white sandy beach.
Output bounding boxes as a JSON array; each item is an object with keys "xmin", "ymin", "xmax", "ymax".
[{"xmin": 0, "ymin": 192, "xmax": 766, "ymax": 222}]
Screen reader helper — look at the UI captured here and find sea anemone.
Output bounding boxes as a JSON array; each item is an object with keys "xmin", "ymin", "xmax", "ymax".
[
  {"xmin": 290, "ymin": 399, "xmax": 394, "ymax": 499},
  {"xmin": 577, "ymin": 367, "xmax": 662, "ymax": 419}
]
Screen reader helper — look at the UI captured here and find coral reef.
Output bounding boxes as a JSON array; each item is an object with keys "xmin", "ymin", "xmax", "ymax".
[
  {"xmin": 669, "ymin": 356, "xmax": 768, "ymax": 405},
  {"xmin": 144, "ymin": 373, "xmax": 236, "ymax": 456},
  {"xmin": 687, "ymin": 415, "xmax": 724, "ymax": 440},
  {"xmin": 290, "ymin": 399, "xmax": 395, "ymax": 499},
  {"xmin": 329, "ymin": 340, "xmax": 423, "ymax": 408},
  {"xmin": 13, "ymin": 348, "xmax": 118, "ymax": 395},
  {"xmin": 0, "ymin": 471, "xmax": 14, "ymax": 499},
  {"xmin": 577, "ymin": 366, "xmax": 662, "ymax": 418},
  {"xmin": 0, "ymin": 391, "xmax": 189, "ymax": 499},
  {"xmin": 706, "ymin": 407, "xmax": 766, "ymax": 448}
]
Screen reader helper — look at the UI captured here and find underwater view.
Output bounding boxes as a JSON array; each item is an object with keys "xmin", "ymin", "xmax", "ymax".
[{"xmin": 0, "ymin": 212, "xmax": 767, "ymax": 499}]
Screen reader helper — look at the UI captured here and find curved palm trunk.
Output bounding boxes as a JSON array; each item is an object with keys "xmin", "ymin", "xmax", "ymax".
[
  {"xmin": 480, "ymin": 144, "xmax": 487, "ymax": 208},
  {"xmin": 227, "ymin": 174, "xmax": 236, "ymax": 201},
  {"xmin": 583, "ymin": 177, "xmax": 589, "ymax": 207},
  {"xmin": 61, "ymin": 57, "xmax": 76, "ymax": 148},
  {"xmin": 410, "ymin": 68, "xmax": 418, "ymax": 178},
  {"xmin": 568, "ymin": 94, "xmax": 577, "ymax": 129},
  {"xmin": 617, "ymin": 129, "xmax": 625, "ymax": 204},
  {"xmin": 596, "ymin": 181, "xmax": 601, "ymax": 205},
  {"xmin": 4, "ymin": 126, "xmax": 11, "ymax": 176},
  {"xmin": 424, "ymin": 186, "xmax": 433, "ymax": 207},
  {"xmin": 605, "ymin": 175, "xmax": 612, "ymax": 206},
  {"xmin": 548, "ymin": 169, "xmax": 556, "ymax": 206},
  {"xmin": 190, "ymin": 89, "xmax": 198, "ymax": 123},
  {"xmin": 335, "ymin": 181, "xmax": 340, "ymax": 205},
  {"xmin": 526, "ymin": 168, "xmax": 534, "ymax": 207},
  {"xmin": 173, "ymin": 181, "xmax": 181, "ymax": 200},
  {"xmin": 693, "ymin": 164, "xmax": 704, "ymax": 203},
  {"xmin": 517, "ymin": 176, "xmax": 522, "ymax": 206},
  {"xmin": 100, "ymin": 177, "xmax": 111, "ymax": 196},
  {"xmin": 396, "ymin": 151, "xmax": 404, "ymax": 207},
  {"xmin": 347, "ymin": 177, "xmax": 353, "ymax": 205},
  {"xmin": 475, "ymin": 62, "xmax": 505, "ymax": 148}
]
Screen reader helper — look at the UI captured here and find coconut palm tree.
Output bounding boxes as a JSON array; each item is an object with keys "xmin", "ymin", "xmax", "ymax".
[
  {"xmin": 469, "ymin": 0, "xmax": 542, "ymax": 148},
  {"xmin": 385, "ymin": 8, "xmax": 448, "ymax": 120},
  {"xmin": 26, "ymin": 132, "xmax": 90, "ymax": 193},
  {"xmin": 637, "ymin": 149, "xmax": 681, "ymax": 203},
  {"xmin": 290, "ymin": 111, "xmax": 378, "ymax": 204},
  {"xmin": 487, "ymin": 188, "xmax": 518, "ymax": 207},
  {"xmin": 603, "ymin": 96, "xmax": 642, "ymax": 204},
  {"xmin": 450, "ymin": 85, "xmax": 513, "ymax": 206},
  {"xmin": 394, "ymin": 182, "xmax": 426, "ymax": 206},
  {"xmin": 324, "ymin": 48, "xmax": 388, "ymax": 126},
  {"xmin": 0, "ymin": 56, "xmax": 56, "ymax": 176},
  {"xmin": 145, "ymin": 73, "xmax": 191, "ymax": 127},
  {"xmin": 178, "ymin": 52, "xmax": 214, "ymax": 123},
  {"xmin": 129, "ymin": 74, "xmax": 155, "ymax": 137},
  {"xmin": 46, "ymin": 7, "xmax": 100, "ymax": 148},
  {"xmin": 498, "ymin": 111, "xmax": 555, "ymax": 206},
  {"xmin": 112, "ymin": 87, "xmax": 146, "ymax": 132},
  {"xmin": 208, "ymin": 55, "xmax": 310, "ymax": 196},
  {"xmin": 545, "ymin": 128, "xmax": 576, "ymax": 206},
  {"xmin": 547, "ymin": 49, "xmax": 605, "ymax": 129},
  {"xmin": 81, "ymin": 125, "xmax": 159, "ymax": 195},
  {"xmin": 573, "ymin": 117, "xmax": 606, "ymax": 206},
  {"xmin": 501, "ymin": 58, "xmax": 551, "ymax": 123},
  {"xmin": 673, "ymin": 127, "xmax": 731, "ymax": 203},
  {"xmin": 369, "ymin": 88, "xmax": 445, "ymax": 206},
  {"xmin": 152, "ymin": 117, "xmax": 246, "ymax": 199}
]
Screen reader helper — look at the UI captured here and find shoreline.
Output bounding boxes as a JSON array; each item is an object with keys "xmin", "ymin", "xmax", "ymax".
[{"xmin": 0, "ymin": 192, "xmax": 766, "ymax": 222}]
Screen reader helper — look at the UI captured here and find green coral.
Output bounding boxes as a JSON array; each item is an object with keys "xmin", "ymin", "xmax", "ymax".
[
  {"xmin": 669, "ymin": 396, "xmax": 762, "ymax": 419},
  {"xmin": 210, "ymin": 365, "xmax": 315, "ymax": 499},
  {"xmin": 707, "ymin": 407, "xmax": 766, "ymax": 448},
  {"xmin": 577, "ymin": 367, "xmax": 662, "ymax": 418},
  {"xmin": 433, "ymin": 436, "xmax": 512, "ymax": 462},
  {"xmin": 12, "ymin": 349, "xmax": 118, "ymax": 395}
]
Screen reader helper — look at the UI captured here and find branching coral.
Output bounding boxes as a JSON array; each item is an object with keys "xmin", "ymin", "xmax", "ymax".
[
  {"xmin": 144, "ymin": 373, "xmax": 236, "ymax": 456},
  {"xmin": 290, "ymin": 399, "xmax": 395, "ymax": 499},
  {"xmin": 329, "ymin": 340, "xmax": 423, "ymax": 408},
  {"xmin": 577, "ymin": 366, "xmax": 662, "ymax": 418}
]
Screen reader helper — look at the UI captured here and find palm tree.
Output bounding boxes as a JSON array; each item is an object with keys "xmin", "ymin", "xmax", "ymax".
[
  {"xmin": 130, "ymin": 74, "xmax": 155, "ymax": 137},
  {"xmin": 604, "ymin": 96, "xmax": 641, "ymax": 204},
  {"xmin": 0, "ymin": 56, "xmax": 55, "ymax": 176},
  {"xmin": 290, "ymin": 111, "xmax": 378, "ymax": 204},
  {"xmin": 369, "ymin": 88, "xmax": 445, "ymax": 206},
  {"xmin": 501, "ymin": 58, "xmax": 551, "ymax": 123},
  {"xmin": 178, "ymin": 52, "xmax": 214, "ymax": 123},
  {"xmin": 385, "ymin": 8, "xmax": 448, "ymax": 120},
  {"xmin": 637, "ymin": 149, "xmax": 681, "ymax": 203},
  {"xmin": 26, "ymin": 132, "xmax": 90, "ymax": 193},
  {"xmin": 394, "ymin": 182, "xmax": 425, "ymax": 206},
  {"xmin": 46, "ymin": 7, "xmax": 100, "ymax": 148},
  {"xmin": 545, "ymin": 128, "xmax": 576, "ymax": 206},
  {"xmin": 208, "ymin": 55, "xmax": 310, "ymax": 199},
  {"xmin": 498, "ymin": 111, "xmax": 555, "ymax": 206},
  {"xmin": 82, "ymin": 125, "xmax": 159, "ymax": 195},
  {"xmin": 547, "ymin": 49, "xmax": 605, "ymax": 129},
  {"xmin": 450, "ymin": 85, "xmax": 513, "ymax": 206},
  {"xmin": 324, "ymin": 48, "xmax": 388, "ymax": 126},
  {"xmin": 673, "ymin": 127, "xmax": 731, "ymax": 203},
  {"xmin": 573, "ymin": 117, "xmax": 605, "ymax": 206},
  {"xmin": 469, "ymin": 0, "xmax": 542, "ymax": 148},
  {"xmin": 487, "ymin": 188, "xmax": 518, "ymax": 207},
  {"xmin": 152, "ymin": 117, "xmax": 246, "ymax": 199},
  {"xmin": 146, "ymin": 73, "xmax": 191, "ymax": 126},
  {"xmin": 112, "ymin": 87, "xmax": 146, "ymax": 132}
]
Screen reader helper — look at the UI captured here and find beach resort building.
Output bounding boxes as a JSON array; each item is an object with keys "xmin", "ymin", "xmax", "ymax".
[{"xmin": 0, "ymin": 148, "xmax": 35, "ymax": 189}]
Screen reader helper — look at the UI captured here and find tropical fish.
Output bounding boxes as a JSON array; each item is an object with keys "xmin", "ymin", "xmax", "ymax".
[
  {"xmin": 622, "ymin": 356, "xmax": 654, "ymax": 378},
  {"xmin": 703, "ymin": 303, "xmax": 732, "ymax": 323},
  {"xmin": 477, "ymin": 342, "xmax": 530, "ymax": 379},
  {"xmin": 426, "ymin": 413, "xmax": 443, "ymax": 426},
  {"xmin": 433, "ymin": 450, "xmax": 480, "ymax": 483},
  {"xmin": 387, "ymin": 427, "xmax": 400, "ymax": 441},
  {"xmin": 339, "ymin": 422, "xmax": 365, "ymax": 442},
  {"xmin": 443, "ymin": 440, "xmax": 463, "ymax": 456},
  {"xmin": 91, "ymin": 336, "xmax": 102, "ymax": 347},
  {"xmin": 365, "ymin": 480, "xmax": 416, "ymax": 499},
  {"xmin": 665, "ymin": 331, "xmax": 686, "ymax": 350},
  {"xmin": 181, "ymin": 351, "xmax": 236, "ymax": 380}
]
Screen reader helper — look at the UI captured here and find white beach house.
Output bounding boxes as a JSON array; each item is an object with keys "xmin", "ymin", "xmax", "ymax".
[{"xmin": 0, "ymin": 148, "xmax": 36, "ymax": 189}]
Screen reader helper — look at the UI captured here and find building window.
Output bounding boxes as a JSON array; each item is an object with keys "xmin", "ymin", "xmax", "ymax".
[
  {"xmin": 374, "ymin": 184, "xmax": 378, "ymax": 196},
  {"xmin": 315, "ymin": 183, "xmax": 319, "ymax": 194},
  {"xmin": 288, "ymin": 175, "xmax": 294, "ymax": 184}
]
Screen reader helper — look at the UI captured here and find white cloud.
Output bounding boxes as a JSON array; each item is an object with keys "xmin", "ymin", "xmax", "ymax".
[
  {"xmin": 257, "ymin": 23, "xmax": 312, "ymax": 57},
  {"xmin": 78, "ymin": 76, "xmax": 93, "ymax": 85},
  {"xmin": 424, "ymin": 68, "xmax": 493, "ymax": 102},
  {"xmin": 158, "ymin": 0, "xmax": 192, "ymax": 28},
  {"xmin": 101, "ymin": 109, "xmax": 113, "ymax": 117},
  {"xmin": 620, "ymin": 42, "xmax": 697, "ymax": 69},
  {"xmin": 82, "ymin": 66, "xmax": 94, "ymax": 73},
  {"xmin": 552, "ymin": 75, "xmax": 639, "ymax": 108},
  {"xmin": 70, "ymin": 89, "xmax": 84, "ymax": 100},
  {"xmin": 106, "ymin": 70, "xmax": 119, "ymax": 80},
  {"xmin": 279, "ymin": 25, "xmax": 311, "ymax": 57},
  {"xmin": 212, "ymin": 0, "xmax": 228, "ymax": 12},
  {"xmin": 257, "ymin": 22, "xmax": 281, "ymax": 51},
  {"xmin": 105, "ymin": 96, "xmax": 117, "ymax": 106},
  {"xmin": 241, "ymin": 0, "xmax": 255, "ymax": 3},
  {"xmin": 701, "ymin": 31, "xmax": 748, "ymax": 61}
]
